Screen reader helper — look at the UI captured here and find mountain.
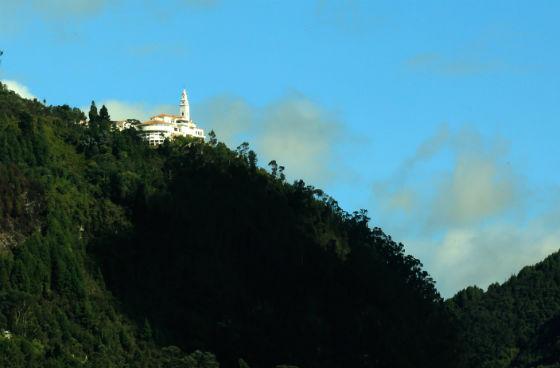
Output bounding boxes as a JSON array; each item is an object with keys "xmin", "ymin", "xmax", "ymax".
[
  {"xmin": 449, "ymin": 251, "xmax": 560, "ymax": 368},
  {"xmin": 0, "ymin": 83, "xmax": 462, "ymax": 367}
]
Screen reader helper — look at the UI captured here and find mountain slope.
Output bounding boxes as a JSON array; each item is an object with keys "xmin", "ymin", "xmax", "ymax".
[
  {"xmin": 449, "ymin": 250, "xmax": 560, "ymax": 368},
  {"xmin": 0, "ymin": 85, "xmax": 219, "ymax": 367},
  {"xmin": 0, "ymin": 83, "xmax": 462, "ymax": 367},
  {"xmin": 97, "ymin": 139, "xmax": 463, "ymax": 368}
]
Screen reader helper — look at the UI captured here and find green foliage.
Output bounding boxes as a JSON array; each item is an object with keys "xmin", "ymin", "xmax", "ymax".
[
  {"xmin": 97, "ymin": 137, "xmax": 459, "ymax": 368},
  {"xmin": 0, "ymin": 81, "xmax": 462, "ymax": 368},
  {"xmin": 449, "ymin": 252, "xmax": 560, "ymax": 368},
  {"xmin": 0, "ymin": 83, "xmax": 215, "ymax": 367},
  {"xmin": 208, "ymin": 130, "xmax": 217, "ymax": 147},
  {"xmin": 238, "ymin": 358, "xmax": 250, "ymax": 368},
  {"xmin": 99, "ymin": 105, "xmax": 110, "ymax": 122},
  {"xmin": 88, "ymin": 101, "xmax": 99, "ymax": 123}
]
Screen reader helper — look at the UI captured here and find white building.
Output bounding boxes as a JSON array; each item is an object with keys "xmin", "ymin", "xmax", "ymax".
[
  {"xmin": 137, "ymin": 90, "xmax": 205, "ymax": 146},
  {"xmin": 114, "ymin": 119, "xmax": 140, "ymax": 131}
]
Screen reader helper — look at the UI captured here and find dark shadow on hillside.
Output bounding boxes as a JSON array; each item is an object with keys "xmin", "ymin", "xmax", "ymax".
[{"xmin": 94, "ymin": 140, "xmax": 461, "ymax": 368}]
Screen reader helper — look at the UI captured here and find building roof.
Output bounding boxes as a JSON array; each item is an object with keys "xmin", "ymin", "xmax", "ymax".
[
  {"xmin": 152, "ymin": 113, "xmax": 181, "ymax": 119},
  {"xmin": 138, "ymin": 120, "xmax": 173, "ymax": 126}
]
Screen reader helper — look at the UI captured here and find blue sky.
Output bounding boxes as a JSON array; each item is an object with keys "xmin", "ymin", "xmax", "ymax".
[{"xmin": 1, "ymin": 0, "xmax": 560, "ymax": 297}]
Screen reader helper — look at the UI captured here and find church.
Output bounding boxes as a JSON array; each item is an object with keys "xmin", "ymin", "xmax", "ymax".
[{"xmin": 136, "ymin": 90, "xmax": 205, "ymax": 146}]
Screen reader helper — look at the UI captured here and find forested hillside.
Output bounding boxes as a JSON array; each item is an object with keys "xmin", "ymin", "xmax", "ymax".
[
  {"xmin": 449, "ymin": 251, "xmax": 560, "ymax": 368},
  {"xmin": 0, "ymin": 82, "xmax": 465, "ymax": 367},
  {"xmin": 0, "ymin": 84, "xmax": 220, "ymax": 367}
]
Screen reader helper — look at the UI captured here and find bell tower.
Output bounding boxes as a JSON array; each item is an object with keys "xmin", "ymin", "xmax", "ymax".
[{"xmin": 180, "ymin": 89, "xmax": 190, "ymax": 121}]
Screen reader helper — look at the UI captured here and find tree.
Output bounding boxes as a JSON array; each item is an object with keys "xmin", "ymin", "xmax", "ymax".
[
  {"xmin": 88, "ymin": 101, "xmax": 99, "ymax": 123},
  {"xmin": 268, "ymin": 160, "xmax": 278, "ymax": 178},
  {"xmin": 278, "ymin": 166, "xmax": 285, "ymax": 182},
  {"xmin": 238, "ymin": 359, "xmax": 251, "ymax": 368},
  {"xmin": 236, "ymin": 142, "xmax": 250, "ymax": 160},
  {"xmin": 248, "ymin": 150, "xmax": 257, "ymax": 171},
  {"xmin": 0, "ymin": 84, "xmax": 464, "ymax": 368},
  {"xmin": 208, "ymin": 130, "xmax": 217, "ymax": 147},
  {"xmin": 142, "ymin": 318, "xmax": 153, "ymax": 341},
  {"xmin": 99, "ymin": 105, "xmax": 110, "ymax": 122}
]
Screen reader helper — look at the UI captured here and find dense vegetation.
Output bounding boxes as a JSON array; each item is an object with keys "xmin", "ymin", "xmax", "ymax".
[
  {"xmin": 449, "ymin": 251, "xmax": 560, "ymax": 368},
  {"xmin": 97, "ymin": 132, "xmax": 461, "ymax": 368},
  {"xmin": 0, "ymin": 82, "xmax": 464, "ymax": 367},
  {"xmin": 0, "ymin": 84, "xmax": 219, "ymax": 367}
]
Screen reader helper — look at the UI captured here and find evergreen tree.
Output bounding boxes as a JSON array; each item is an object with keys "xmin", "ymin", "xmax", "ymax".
[
  {"xmin": 450, "ymin": 251, "xmax": 560, "ymax": 368},
  {"xmin": 0, "ymin": 85, "xmax": 464, "ymax": 368},
  {"xmin": 143, "ymin": 318, "xmax": 153, "ymax": 341},
  {"xmin": 208, "ymin": 130, "xmax": 217, "ymax": 147},
  {"xmin": 88, "ymin": 100, "xmax": 99, "ymax": 122},
  {"xmin": 99, "ymin": 104, "xmax": 110, "ymax": 122}
]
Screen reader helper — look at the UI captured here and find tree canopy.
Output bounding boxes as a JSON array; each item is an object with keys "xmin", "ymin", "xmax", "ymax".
[
  {"xmin": 449, "ymin": 251, "xmax": 560, "ymax": 368},
  {"xmin": 0, "ymin": 81, "xmax": 466, "ymax": 367}
]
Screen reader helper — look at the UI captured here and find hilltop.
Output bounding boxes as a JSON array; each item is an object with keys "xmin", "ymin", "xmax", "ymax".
[
  {"xmin": 449, "ymin": 250, "xmax": 560, "ymax": 368},
  {"xmin": 0, "ymin": 83, "xmax": 462, "ymax": 367}
]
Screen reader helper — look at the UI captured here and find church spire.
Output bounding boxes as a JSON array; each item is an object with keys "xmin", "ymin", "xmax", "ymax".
[{"xmin": 180, "ymin": 89, "xmax": 190, "ymax": 121}]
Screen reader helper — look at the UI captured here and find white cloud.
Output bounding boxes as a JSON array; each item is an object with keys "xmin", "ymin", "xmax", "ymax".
[
  {"xmin": 0, "ymin": 4, "xmax": 22, "ymax": 34},
  {"xmin": 255, "ymin": 95, "xmax": 344, "ymax": 184},
  {"xmin": 0, "ymin": 0, "xmax": 110, "ymax": 30},
  {"xmin": 433, "ymin": 219, "xmax": 560, "ymax": 297},
  {"xmin": 375, "ymin": 126, "xmax": 524, "ymax": 233},
  {"xmin": 314, "ymin": 0, "xmax": 372, "ymax": 34},
  {"xmin": 2, "ymin": 80, "xmax": 36, "ymax": 99},
  {"xmin": 0, "ymin": 0, "xmax": 111, "ymax": 38},
  {"xmin": 427, "ymin": 150, "xmax": 520, "ymax": 230},
  {"xmin": 180, "ymin": 0, "xmax": 218, "ymax": 7},
  {"xmin": 402, "ymin": 125, "xmax": 450, "ymax": 171},
  {"xmin": 80, "ymin": 91, "xmax": 356, "ymax": 187},
  {"xmin": 196, "ymin": 92, "xmax": 353, "ymax": 186},
  {"xmin": 80, "ymin": 100, "xmax": 175, "ymax": 121},
  {"xmin": 405, "ymin": 52, "xmax": 502, "ymax": 76},
  {"xmin": 372, "ymin": 125, "xmax": 559, "ymax": 297},
  {"xmin": 196, "ymin": 95, "xmax": 253, "ymax": 146},
  {"xmin": 30, "ymin": 0, "xmax": 110, "ymax": 18}
]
